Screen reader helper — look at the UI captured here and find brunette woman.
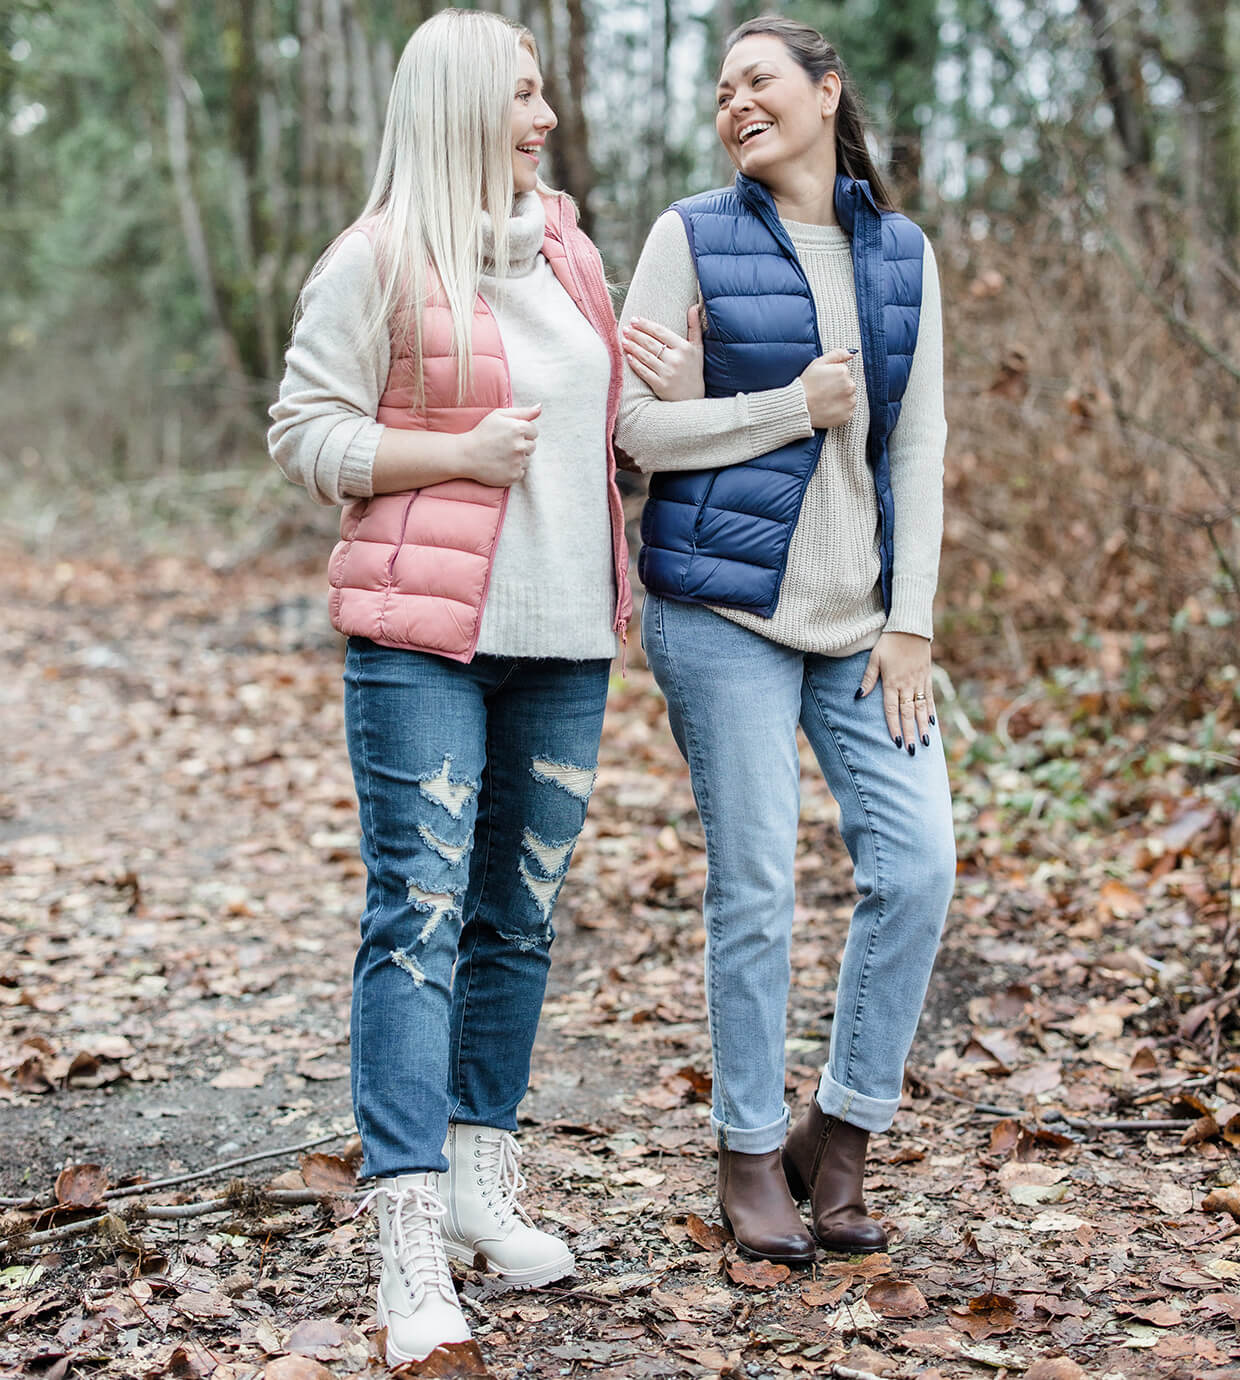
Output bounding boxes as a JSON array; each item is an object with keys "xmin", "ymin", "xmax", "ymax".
[{"xmin": 617, "ymin": 16, "xmax": 954, "ymax": 1264}]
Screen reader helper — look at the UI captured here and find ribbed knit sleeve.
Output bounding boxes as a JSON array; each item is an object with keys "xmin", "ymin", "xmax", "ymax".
[
  {"xmin": 616, "ymin": 211, "xmax": 814, "ymax": 471},
  {"xmin": 267, "ymin": 231, "xmax": 388, "ymax": 506},
  {"xmin": 884, "ymin": 237, "xmax": 947, "ymax": 641}
]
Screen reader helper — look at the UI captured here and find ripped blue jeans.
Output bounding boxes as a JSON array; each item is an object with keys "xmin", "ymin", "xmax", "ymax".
[{"xmin": 344, "ymin": 638, "xmax": 610, "ymax": 1179}]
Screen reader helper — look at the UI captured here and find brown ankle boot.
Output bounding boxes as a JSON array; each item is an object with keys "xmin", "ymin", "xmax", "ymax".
[
  {"xmin": 717, "ymin": 1146, "xmax": 815, "ymax": 1266},
  {"xmin": 782, "ymin": 1102, "xmax": 887, "ymax": 1253}
]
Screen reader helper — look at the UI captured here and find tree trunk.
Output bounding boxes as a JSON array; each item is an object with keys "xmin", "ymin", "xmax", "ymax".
[
  {"xmin": 296, "ymin": 0, "xmax": 323, "ymax": 248},
  {"xmin": 559, "ymin": 0, "xmax": 595, "ymax": 234},
  {"xmin": 154, "ymin": 0, "xmax": 247, "ymax": 388},
  {"xmin": 1079, "ymin": 0, "xmax": 1152, "ymax": 174}
]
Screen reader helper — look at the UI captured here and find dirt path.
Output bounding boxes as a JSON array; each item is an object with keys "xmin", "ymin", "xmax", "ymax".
[{"xmin": 2, "ymin": 544, "xmax": 1237, "ymax": 1380}]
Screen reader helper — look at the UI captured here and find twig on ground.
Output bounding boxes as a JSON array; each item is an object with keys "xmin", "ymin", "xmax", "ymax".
[
  {"xmin": 925, "ymin": 1081, "xmax": 1195, "ymax": 1134},
  {"xmin": 0, "ymin": 1125, "xmax": 355, "ymax": 1210},
  {"xmin": 0, "ymin": 1186, "xmax": 361, "ymax": 1251}
]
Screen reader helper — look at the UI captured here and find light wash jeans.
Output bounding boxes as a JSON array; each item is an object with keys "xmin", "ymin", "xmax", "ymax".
[
  {"xmin": 643, "ymin": 596, "xmax": 954, "ymax": 1151},
  {"xmin": 344, "ymin": 638, "xmax": 610, "ymax": 1179}
]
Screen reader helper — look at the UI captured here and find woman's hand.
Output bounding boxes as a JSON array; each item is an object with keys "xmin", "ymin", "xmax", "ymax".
[
  {"xmin": 856, "ymin": 630, "xmax": 937, "ymax": 754},
  {"xmin": 622, "ymin": 307, "xmax": 705, "ymax": 401},
  {"xmin": 800, "ymin": 349, "xmax": 858, "ymax": 428},
  {"xmin": 463, "ymin": 404, "xmax": 541, "ymax": 486}
]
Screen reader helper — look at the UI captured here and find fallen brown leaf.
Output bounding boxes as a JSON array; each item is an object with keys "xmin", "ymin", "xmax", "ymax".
[
  {"xmin": 1023, "ymin": 1360, "xmax": 1088, "ymax": 1380},
  {"xmin": 286, "ymin": 1318, "xmax": 348, "ymax": 1356},
  {"xmin": 1201, "ymin": 1186, "xmax": 1240, "ymax": 1219},
  {"xmin": 821, "ymin": 1253, "xmax": 892, "ymax": 1283},
  {"xmin": 726, "ymin": 1256, "xmax": 791, "ymax": 1289},
  {"xmin": 263, "ymin": 1358, "xmax": 335, "ymax": 1380},
  {"xmin": 390, "ymin": 1338, "xmax": 492, "ymax": 1377},
  {"xmin": 300, "ymin": 1154, "xmax": 357, "ymax": 1194},
  {"xmin": 866, "ymin": 1280, "xmax": 928, "ymax": 1318},
  {"xmin": 683, "ymin": 1212, "xmax": 728, "ymax": 1252},
  {"xmin": 800, "ymin": 1278, "xmax": 851, "ymax": 1309},
  {"xmin": 55, "ymin": 1163, "xmax": 109, "ymax": 1208}
]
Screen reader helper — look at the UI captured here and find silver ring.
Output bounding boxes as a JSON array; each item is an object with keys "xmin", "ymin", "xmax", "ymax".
[{"xmin": 657, "ymin": 343, "xmax": 666, "ymax": 360}]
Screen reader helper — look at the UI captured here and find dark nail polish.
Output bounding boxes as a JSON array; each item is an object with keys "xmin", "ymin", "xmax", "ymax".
[
  {"xmin": 922, "ymin": 733, "xmax": 930, "ymax": 747},
  {"xmin": 929, "ymin": 715, "xmax": 936, "ymax": 726},
  {"xmin": 907, "ymin": 743, "xmax": 916, "ymax": 756},
  {"xmin": 854, "ymin": 688, "xmax": 863, "ymax": 700},
  {"xmin": 894, "ymin": 736, "xmax": 902, "ymax": 749}
]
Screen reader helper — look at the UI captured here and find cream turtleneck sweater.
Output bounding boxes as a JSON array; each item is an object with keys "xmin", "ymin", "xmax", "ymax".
[{"xmin": 268, "ymin": 193, "xmax": 617, "ymax": 660}]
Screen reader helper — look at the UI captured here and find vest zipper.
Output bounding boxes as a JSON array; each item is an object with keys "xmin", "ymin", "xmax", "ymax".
[
  {"xmin": 549, "ymin": 199, "xmax": 632, "ymax": 654},
  {"xmin": 464, "ymin": 293, "xmax": 513, "ymax": 662}
]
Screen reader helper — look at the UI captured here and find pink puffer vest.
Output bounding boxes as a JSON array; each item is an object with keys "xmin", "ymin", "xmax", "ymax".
[{"xmin": 327, "ymin": 191, "xmax": 631, "ymax": 661}]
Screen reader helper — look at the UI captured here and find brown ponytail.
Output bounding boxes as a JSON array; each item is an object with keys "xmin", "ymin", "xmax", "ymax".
[{"xmin": 724, "ymin": 15, "xmax": 897, "ymax": 212}]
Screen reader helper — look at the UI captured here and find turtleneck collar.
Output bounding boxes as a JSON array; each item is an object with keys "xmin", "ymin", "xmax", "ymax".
[{"xmin": 480, "ymin": 191, "xmax": 545, "ymax": 277}]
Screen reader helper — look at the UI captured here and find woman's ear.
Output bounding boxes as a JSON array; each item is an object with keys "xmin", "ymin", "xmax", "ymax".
[{"xmin": 820, "ymin": 70, "xmax": 842, "ymax": 120}]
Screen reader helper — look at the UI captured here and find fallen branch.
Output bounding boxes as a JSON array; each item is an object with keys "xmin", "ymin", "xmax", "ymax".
[
  {"xmin": 1, "ymin": 1186, "xmax": 360, "ymax": 1251},
  {"xmin": 0, "ymin": 1126, "xmax": 354, "ymax": 1210},
  {"xmin": 928, "ymin": 1081, "xmax": 1195, "ymax": 1134}
]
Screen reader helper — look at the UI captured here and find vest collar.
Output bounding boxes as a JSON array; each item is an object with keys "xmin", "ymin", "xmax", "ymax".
[{"xmin": 733, "ymin": 170, "xmax": 879, "ymax": 236}]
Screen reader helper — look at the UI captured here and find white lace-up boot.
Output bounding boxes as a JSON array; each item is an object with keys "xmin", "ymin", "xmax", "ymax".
[
  {"xmin": 358, "ymin": 1173, "xmax": 472, "ymax": 1366},
  {"xmin": 437, "ymin": 1124, "xmax": 575, "ymax": 1288}
]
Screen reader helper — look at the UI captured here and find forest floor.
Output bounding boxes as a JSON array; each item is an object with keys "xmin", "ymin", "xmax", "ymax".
[{"xmin": 1, "ymin": 525, "xmax": 1239, "ymax": 1380}]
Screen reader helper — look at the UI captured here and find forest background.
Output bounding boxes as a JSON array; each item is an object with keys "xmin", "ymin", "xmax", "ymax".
[
  {"xmin": 2, "ymin": 0, "xmax": 1238, "ymax": 682},
  {"xmin": 2, "ymin": 2, "xmax": 1240, "ymax": 1378}
]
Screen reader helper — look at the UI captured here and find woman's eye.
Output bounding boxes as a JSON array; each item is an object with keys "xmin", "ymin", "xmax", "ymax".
[
  {"xmin": 717, "ymin": 94, "xmax": 730, "ymax": 109},
  {"xmin": 517, "ymin": 91, "xmax": 531, "ymax": 103}
]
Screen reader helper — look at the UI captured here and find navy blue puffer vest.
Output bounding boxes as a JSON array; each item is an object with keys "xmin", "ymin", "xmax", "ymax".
[{"xmin": 638, "ymin": 172, "xmax": 925, "ymax": 617}]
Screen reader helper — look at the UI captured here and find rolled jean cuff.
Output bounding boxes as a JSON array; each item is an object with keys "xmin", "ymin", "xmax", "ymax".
[
  {"xmin": 815, "ymin": 1072, "xmax": 899, "ymax": 1133},
  {"xmin": 712, "ymin": 1105, "xmax": 790, "ymax": 1155}
]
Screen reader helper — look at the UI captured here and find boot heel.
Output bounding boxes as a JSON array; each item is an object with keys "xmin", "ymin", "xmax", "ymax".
[{"xmin": 782, "ymin": 1151, "xmax": 809, "ymax": 1203}]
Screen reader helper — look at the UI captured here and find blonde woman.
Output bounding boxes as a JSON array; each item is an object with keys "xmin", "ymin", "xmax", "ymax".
[{"xmin": 269, "ymin": 9, "xmax": 630, "ymax": 1365}]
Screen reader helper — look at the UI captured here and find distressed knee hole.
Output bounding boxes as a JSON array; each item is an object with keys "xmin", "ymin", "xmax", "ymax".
[
  {"xmin": 416, "ymin": 756, "xmax": 477, "ymax": 820},
  {"xmin": 390, "ymin": 947, "xmax": 426, "ymax": 987},
  {"xmin": 497, "ymin": 924, "xmax": 552, "ymax": 953},
  {"xmin": 418, "ymin": 823, "xmax": 469, "ymax": 866},
  {"xmin": 405, "ymin": 882, "xmax": 459, "ymax": 944},
  {"xmin": 518, "ymin": 859, "xmax": 564, "ymax": 925},
  {"xmin": 530, "ymin": 758, "xmax": 596, "ymax": 802},
  {"xmin": 518, "ymin": 828, "xmax": 576, "ymax": 924},
  {"xmin": 521, "ymin": 828, "xmax": 575, "ymax": 877}
]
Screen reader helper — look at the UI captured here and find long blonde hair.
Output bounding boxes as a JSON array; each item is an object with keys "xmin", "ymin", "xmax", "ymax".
[{"xmin": 307, "ymin": 10, "xmax": 537, "ymax": 405}]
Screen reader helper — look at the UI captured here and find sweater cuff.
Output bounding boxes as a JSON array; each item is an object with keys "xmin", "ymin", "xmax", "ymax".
[
  {"xmin": 746, "ymin": 380, "xmax": 813, "ymax": 455},
  {"xmin": 336, "ymin": 418, "xmax": 383, "ymax": 500},
  {"xmin": 886, "ymin": 573, "xmax": 937, "ymax": 641}
]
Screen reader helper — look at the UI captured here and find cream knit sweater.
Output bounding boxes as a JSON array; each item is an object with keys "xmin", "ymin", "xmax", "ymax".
[
  {"xmin": 616, "ymin": 209, "xmax": 946, "ymax": 652},
  {"xmin": 268, "ymin": 194, "xmax": 616, "ymax": 660}
]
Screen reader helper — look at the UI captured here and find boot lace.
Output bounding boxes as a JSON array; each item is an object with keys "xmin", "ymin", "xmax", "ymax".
[
  {"xmin": 474, "ymin": 1131, "xmax": 533, "ymax": 1233},
  {"xmin": 357, "ymin": 1181, "xmax": 455, "ymax": 1302}
]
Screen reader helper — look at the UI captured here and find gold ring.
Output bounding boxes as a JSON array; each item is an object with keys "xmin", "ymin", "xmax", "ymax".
[{"xmin": 914, "ymin": 693, "xmax": 927, "ymax": 703}]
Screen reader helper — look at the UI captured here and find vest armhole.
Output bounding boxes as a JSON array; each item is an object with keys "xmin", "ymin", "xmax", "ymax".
[{"xmin": 672, "ymin": 204, "xmax": 699, "ymax": 273}]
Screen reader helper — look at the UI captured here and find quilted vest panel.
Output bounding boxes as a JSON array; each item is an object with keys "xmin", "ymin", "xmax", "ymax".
[
  {"xmin": 328, "ymin": 193, "xmax": 631, "ymax": 661},
  {"xmin": 639, "ymin": 173, "xmax": 924, "ymax": 618}
]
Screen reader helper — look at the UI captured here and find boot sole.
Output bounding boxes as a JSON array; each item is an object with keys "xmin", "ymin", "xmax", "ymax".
[
  {"xmin": 719, "ymin": 1205, "xmax": 816, "ymax": 1268},
  {"xmin": 443, "ymin": 1240, "xmax": 575, "ymax": 1289},
  {"xmin": 377, "ymin": 1296, "xmax": 473, "ymax": 1366},
  {"xmin": 813, "ymin": 1232, "xmax": 888, "ymax": 1255}
]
